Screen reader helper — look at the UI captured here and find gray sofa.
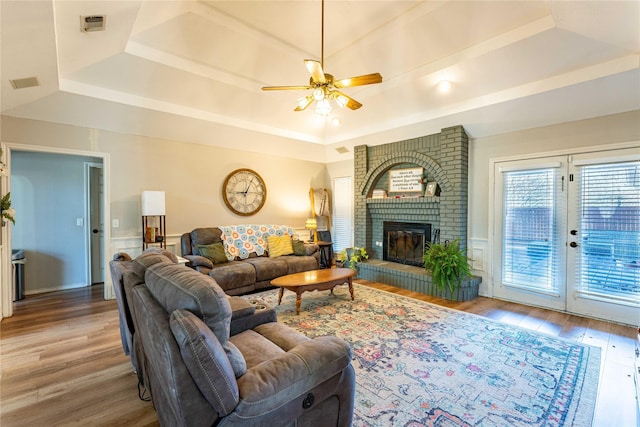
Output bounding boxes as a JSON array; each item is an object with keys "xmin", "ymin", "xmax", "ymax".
[
  {"xmin": 181, "ymin": 227, "xmax": 320, "ymax": 295},
  {"xmin": 110, "ymin": 250, "xmax": 356, "ymax": 426}
]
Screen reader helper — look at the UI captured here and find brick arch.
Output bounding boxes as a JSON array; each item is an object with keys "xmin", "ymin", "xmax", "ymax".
[{"xmin": 359, "ymin": 151, "xmax": 450, "ymax": 196}]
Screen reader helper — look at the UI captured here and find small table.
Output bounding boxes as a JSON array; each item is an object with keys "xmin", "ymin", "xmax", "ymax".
[
  {"xmin": 316, "ymin": 241, "xmax": 333, "ymax": 268},
  {"xmin": 270, "ymin": 268, "xmax": 356, "ymax": 315}
]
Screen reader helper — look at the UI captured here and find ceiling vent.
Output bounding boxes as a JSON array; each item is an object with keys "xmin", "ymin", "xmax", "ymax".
[
  {"xmin": 335, "ymin": 147, "xmax": 349, "ymax": 154},
  {"xmin": 9, "ymin": 77, "xmax": 39, "ymax": 90},
  {"xmin": 81, "ymin": 15, "xmax": 106, "ymax": 32}
]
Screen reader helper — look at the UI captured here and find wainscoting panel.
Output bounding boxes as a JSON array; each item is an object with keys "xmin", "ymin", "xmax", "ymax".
[{"xmin": 469, "ymin": 237, "xmax": 489, "ymax": 297}]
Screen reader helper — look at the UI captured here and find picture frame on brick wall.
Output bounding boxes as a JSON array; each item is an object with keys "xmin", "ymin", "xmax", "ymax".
[{"xmin": 424, "ymin": 181, "xmax": 438, "ymax": 197}]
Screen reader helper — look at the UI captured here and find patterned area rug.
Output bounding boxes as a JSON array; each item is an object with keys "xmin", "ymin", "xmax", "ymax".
[{"xmin": 245, "ymin": 283, "xmax": 601, "ymax": 427}]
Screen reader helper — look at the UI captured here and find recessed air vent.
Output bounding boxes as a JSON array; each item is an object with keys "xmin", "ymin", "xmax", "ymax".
[
  {"xmin": 9, "ymin": 77, "xmax": 39, "ymax": 90},
  {"xmin": 335, "ymin": 147, "xmax": 349, "ymax": 154},
  {"xmin": 81, "ymin": 15, "xmax": 106, "ymax": 32}
]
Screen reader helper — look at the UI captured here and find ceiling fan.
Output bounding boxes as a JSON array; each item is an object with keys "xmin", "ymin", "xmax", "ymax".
[{"xmin": 261, "ymin": 0, "xmax": 382, "ymax": 115}]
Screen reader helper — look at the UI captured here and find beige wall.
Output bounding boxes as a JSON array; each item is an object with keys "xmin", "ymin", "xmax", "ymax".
[{"xmin": 1, "ymin": 117, "xmax": 327, "ymax": 240}]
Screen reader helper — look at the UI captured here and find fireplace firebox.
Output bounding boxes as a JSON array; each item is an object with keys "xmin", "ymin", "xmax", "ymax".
[{"xmin": 383, "ymin": 221, "xmax": 432, "ymax": 266}]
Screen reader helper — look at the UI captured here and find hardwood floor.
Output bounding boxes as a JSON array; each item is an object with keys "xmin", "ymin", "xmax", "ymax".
[{"xmin": 1, "ymin": 282, "xmax": 637, "ymax": 426}]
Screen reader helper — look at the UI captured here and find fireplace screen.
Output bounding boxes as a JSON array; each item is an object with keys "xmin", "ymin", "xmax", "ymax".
[{"xmin": 383, "ymin": 222, "xmax": 432, "ymax": 266}]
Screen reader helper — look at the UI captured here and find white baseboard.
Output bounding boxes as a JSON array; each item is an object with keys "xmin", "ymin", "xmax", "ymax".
[{"xmin": 26, "ymin": 282, "xmax": 89, "ymax": 296}]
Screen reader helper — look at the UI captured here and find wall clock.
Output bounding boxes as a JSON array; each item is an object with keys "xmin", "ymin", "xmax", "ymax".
[{"xmin": 222, "ymin": 168, "xmax": 267, "ymax": 216}]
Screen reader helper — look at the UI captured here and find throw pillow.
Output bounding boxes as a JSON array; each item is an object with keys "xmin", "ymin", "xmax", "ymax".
[
  {"xmin": 267, "ymin": 234, "xmax": 293, "ymax": 258},
  {"xmin": 198, "ymin": 242, "xmax": 228, "ymax": 264},
  {"xmin": 292, "ymin": 239, "xmax": 306, "ymax": 256}
]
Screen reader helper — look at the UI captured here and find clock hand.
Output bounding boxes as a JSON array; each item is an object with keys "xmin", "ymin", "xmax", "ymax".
[{"xmin": 244, "ymin": 178, "xmax": 255, "ymax": 195}]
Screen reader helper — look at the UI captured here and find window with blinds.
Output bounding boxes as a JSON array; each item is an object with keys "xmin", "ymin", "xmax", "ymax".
[
  {"xmin": 332, "ymin": 176, "xmax": 354, "ymax": 254},
  {"xmin": 575, "ymin": 161, "xmax": 640, "ymax": 302},
  {"xmin": 501, "ymin": 168, "xmax": 562, "ymax": 293}
]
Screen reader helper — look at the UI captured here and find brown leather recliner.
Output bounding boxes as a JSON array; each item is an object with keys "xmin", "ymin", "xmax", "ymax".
[{"xmin": 115, "ymin": 251, "xmax": 355, "ymax": 426}]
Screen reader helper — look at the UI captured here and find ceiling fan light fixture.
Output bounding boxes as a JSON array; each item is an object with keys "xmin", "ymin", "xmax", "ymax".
[
  {"xmin": 315, "ymin": 98, "xmax": 332, "ymax": 116},
  {"xmin": 296, "ymin": 95, "xmax": 313, "ymax": 110},
  {"xmin": 335, "ymin": 94, "xmax": 349, "ymax": 108},
  {"xmin": 313, "ymin": 88, "xmax": 325, "ymax": 101}
]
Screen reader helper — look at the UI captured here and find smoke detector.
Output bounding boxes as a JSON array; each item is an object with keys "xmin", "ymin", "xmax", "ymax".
[{"xmin": 81, "ymin": 15, "xmax": 106, "ymax": 32}]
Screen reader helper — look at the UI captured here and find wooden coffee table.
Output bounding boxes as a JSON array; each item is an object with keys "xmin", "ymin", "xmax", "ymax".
[{"xmin": 270, "ymin": 268, "xmax": 356, "ymax": 315}]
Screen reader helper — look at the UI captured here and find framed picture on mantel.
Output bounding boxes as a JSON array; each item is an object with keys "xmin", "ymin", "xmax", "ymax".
[{"xmin": 424, "ymin": 181, "xmax": 438, "ymax": 197}]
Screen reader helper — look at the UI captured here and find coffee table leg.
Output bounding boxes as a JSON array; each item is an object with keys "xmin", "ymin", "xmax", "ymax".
[
  {"xmin": 348, "ymin": 278, "xmax": 354, "ymax": 301},
  {"xmin": 278, "ymin": 287, "xmax": 284, "ymax": 305},
  {"xmin": 295, "ymin": 291, "xmax": 302, "ymax": 315}
]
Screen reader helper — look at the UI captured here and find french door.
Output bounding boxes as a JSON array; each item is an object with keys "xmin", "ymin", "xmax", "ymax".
[{"xmin": 493, "ymin": 148, "xmax": 639, "ymax": 324}]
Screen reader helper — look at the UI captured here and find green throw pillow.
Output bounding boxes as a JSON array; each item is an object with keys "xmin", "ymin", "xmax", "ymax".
[
  {"xmin": 292, "ymin": 239, "xmax": 306, "ymax": 256},
  {"xmin": 197, "ymin": 243, "xmax": 228, "ymax": 264}
]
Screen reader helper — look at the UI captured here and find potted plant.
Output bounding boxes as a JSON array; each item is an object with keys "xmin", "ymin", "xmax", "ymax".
[
  {"xmin": 338, "ymin": 247, "xmax": 369, "ymax": 270},
  {"xmin": 423, "ymin": 239, "xmax": 476, "ymax": 300}
]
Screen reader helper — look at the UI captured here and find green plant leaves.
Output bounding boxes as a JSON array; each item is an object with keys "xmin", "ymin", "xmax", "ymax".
[{"xmin": 422, "ymin": 239, "xmax": 472, "ymax": 293}]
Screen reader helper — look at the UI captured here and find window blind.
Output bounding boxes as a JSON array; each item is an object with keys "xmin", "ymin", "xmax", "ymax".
[
  {"xmin": 575, "ymin": 161, "xmax": 640, "ymax": 302},
  {"xmin": 332, "ymin": 176, "xmax": 353, "ymax": 254},
  {"xmin": 501, "ymin": 168, "xmax": 562, "ymax": 293}
]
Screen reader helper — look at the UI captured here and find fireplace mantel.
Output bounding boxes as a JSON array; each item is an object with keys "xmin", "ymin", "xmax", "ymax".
[{"xmin": 366, "ymin": 197, "xmax": 439, "ymax": 206}]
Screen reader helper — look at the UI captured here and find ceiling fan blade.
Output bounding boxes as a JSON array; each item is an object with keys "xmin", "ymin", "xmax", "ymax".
[
  {"xmin": 262, "ymin": 85, "xmax": 312, "ymax": 91},
  {"xmin": 333, "ymin": 73, "xmax": 382, "ymax": 88},
  {"xmin": 333, "ymin": 91, "xmax": 362, "ymax": 110},
  {"xmin": 304, "ymin": 59, "xmax": 327, "ymax": 84}
]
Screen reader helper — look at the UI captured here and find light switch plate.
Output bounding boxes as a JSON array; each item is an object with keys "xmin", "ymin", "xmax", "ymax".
[{"xmin": 76, "ymin": 218, "xmax": 84, "ymax": 227}]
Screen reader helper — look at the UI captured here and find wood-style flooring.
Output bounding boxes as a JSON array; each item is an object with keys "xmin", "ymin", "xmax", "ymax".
[{"xmin": 1, "ymin": 281, "xmax": 637, "ymax": 426}]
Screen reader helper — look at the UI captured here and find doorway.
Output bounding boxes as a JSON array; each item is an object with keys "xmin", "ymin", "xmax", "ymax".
[
  {"xmin": 1, "ymin": 145, "xmax": 111, "ymax": 319},
  {"xmin": 492, "ymin": 147, "xmax": 639, "ymax": 325}
]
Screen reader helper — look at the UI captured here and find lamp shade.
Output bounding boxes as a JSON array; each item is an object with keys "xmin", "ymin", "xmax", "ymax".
[{"xmin": 141, "ymin": 191, "xmax": 166, "ymax": 216}]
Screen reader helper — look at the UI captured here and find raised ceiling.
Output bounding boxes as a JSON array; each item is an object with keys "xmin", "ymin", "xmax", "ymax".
[{"xmin": 1, "ymin": 1, "xmax": 639, "ymax": 162}]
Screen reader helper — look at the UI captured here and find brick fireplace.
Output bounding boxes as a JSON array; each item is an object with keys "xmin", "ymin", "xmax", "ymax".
[{"xmin": 354, "ymin": 125, "xmax": 478, "ymax": 293}]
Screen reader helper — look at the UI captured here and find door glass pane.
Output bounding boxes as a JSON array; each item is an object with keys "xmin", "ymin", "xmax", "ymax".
[
  {"xmin": 577, "ymin": 161, "xmax": 640, "ymax": 302},
  {"xmin": 502, "ymin": 168, "xmax": 560, "ymax": 292}
]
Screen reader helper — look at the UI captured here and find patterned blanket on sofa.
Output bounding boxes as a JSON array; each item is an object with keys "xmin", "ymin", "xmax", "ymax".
[{"xmin": 219, "ymin": 224, "xmax": 299, "ymax": 260}]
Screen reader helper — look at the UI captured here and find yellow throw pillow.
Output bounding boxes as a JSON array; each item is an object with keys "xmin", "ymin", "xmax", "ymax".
[{"xmin": 267, "ymin": 234, "xmax": 294, "ymax": 258}]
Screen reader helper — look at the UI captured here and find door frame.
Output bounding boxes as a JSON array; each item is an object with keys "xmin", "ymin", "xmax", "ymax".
[
  {"xmin": 488, "ymin": 141, "xmax": 639, "ymax": 308},
  {"xmin": 1, "ymin": 143, "xmax": 111, "ymax": 319}
]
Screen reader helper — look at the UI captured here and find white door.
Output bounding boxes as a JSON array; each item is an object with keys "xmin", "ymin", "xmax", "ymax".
[
  {"xmin": 566, "ymin": 150, "xmax": 640, "ymax": 323},
  {"xmin": 493, "ymin": 148, "xmax": 639, "ymax": 324}
]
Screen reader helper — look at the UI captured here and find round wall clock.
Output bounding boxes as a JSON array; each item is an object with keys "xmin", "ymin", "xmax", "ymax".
[{"xmin": 222, "ymin": 168, "xmax": 267, "ymax": 216}]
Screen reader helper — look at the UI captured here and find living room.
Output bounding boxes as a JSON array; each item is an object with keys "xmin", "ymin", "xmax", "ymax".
[{"xmin": 1, "ymin": 1, "xmax": 639, "ymax": 425}]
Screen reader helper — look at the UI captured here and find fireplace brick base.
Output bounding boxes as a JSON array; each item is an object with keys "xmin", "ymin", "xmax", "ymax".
[{"xmin": 357, "ymin": 259, "xmax": 481, "ymax": 301}]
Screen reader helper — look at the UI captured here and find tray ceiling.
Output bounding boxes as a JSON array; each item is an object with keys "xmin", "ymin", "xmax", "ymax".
[{"xmin": 1, "ymin": 1, "xmax": 639, "ymax": 161}]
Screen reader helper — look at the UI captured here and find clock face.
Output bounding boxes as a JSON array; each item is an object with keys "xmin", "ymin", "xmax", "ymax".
[{"xmin": 222, "ymin": 168, "xmax": 267, "ymax": 216}]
